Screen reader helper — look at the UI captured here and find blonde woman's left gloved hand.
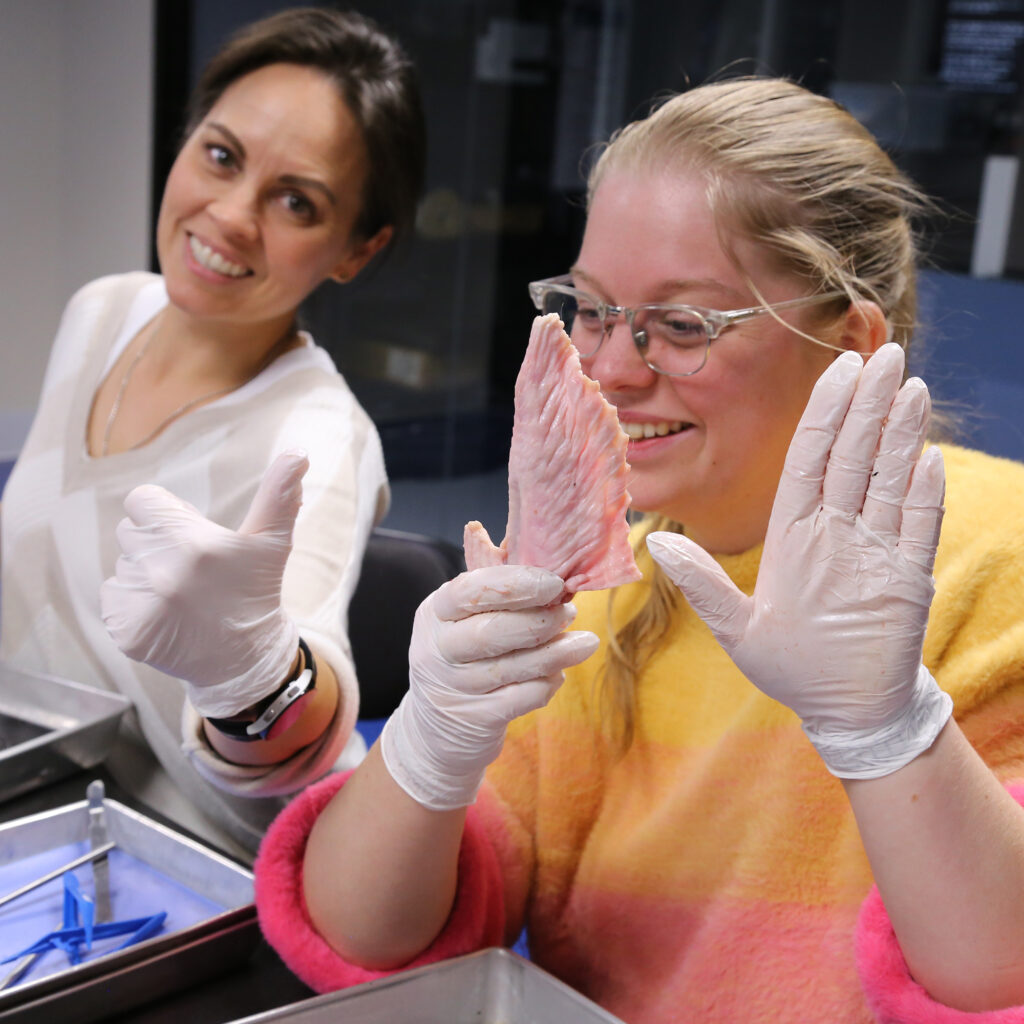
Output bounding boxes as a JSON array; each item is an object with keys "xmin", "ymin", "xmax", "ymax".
[
  {"xmin": 100, "ymin": 451, "xmax": 308, "ymax": 719},
  {"xmin": 647, "ymin": 344, "xmax": 953, "ymax": 779}
]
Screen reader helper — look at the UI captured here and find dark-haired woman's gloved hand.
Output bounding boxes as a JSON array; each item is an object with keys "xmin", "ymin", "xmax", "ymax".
[{"xmin": 100, "ymin": 451, "xmax": 308, "ymax": 719}]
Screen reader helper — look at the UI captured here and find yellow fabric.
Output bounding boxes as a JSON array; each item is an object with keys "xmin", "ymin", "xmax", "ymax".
[{"xmin": 478, "ymin": 444, "xmax": 1024, "ymax": 1023}]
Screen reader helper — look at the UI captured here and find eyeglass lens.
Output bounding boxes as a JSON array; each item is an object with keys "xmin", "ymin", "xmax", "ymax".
[{"xmin": 537, "ymin": 288, "xmax": 711, "ymax": 375}]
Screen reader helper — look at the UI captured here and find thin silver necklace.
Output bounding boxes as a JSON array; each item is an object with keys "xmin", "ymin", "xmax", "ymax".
[{"xmin": 101, "ymin": 319, "xmax": 295, "ymax": 456}]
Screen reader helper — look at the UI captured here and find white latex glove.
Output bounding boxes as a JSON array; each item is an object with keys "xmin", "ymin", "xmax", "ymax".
[
  {"xmin": 100, "ymin": 451, "xmax": 308, "ymax": 719},
  {"xmin": 381, "ymin": 565, "xmax": 600, "ymax": 810},
  {"xmin": 646, "ymin": 344, "xmax": 952, "ymax": 779}
]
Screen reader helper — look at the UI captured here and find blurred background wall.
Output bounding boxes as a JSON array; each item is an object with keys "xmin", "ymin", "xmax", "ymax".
[
  {"xmin": 0, "ymin": 0, "xmax": 154, "ymax": 461},
  {"xmin": 4, "ymin": 0, "xmax": 1024, "ymax": 543}
]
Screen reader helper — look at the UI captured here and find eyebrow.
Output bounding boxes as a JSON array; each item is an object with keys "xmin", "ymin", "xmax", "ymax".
[
  {"xmin": 206, "ymin": 121, "xmax": 339, "ymax": 208},
  {"xmin": 569, "ymin": 266, "xmax": 745, "ymax": 304}
]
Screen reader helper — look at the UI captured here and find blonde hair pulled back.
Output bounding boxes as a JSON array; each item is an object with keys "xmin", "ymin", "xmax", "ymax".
[{"xmin": 589, "ymin": 78, "xmax": 932, "ymax": 750}]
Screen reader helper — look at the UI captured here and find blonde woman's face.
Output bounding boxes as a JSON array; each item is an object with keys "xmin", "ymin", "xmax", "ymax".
[{"xmin": 574, "ymin": 169, "xmax": 841, "ymax": 554}]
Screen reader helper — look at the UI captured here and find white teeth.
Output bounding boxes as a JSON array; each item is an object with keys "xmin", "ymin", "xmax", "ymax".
[
  {"xmin": 621, "ymin": 420, "xmax": 685, "ymax": 440},
  {"xmin": 189, "ymin": 235, "xmax": 248, "ymax": 278}
]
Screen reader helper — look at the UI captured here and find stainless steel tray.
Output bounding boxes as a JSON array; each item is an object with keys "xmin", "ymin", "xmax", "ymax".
[
  {"xmin": 0, "ymin": 791, "xmax": 257, "ymax": 1022},
  {"xmin": 231, "ymin": 947, "xmax": 627, "ymax": 1023},
  {"xmin": 0, "ymin": 666, "xmax": 131, "ymax": 803}
]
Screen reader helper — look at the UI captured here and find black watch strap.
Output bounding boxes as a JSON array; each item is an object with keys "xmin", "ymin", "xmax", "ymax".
[{"xmin": 207, "ymin": 637, "xmax": 317, "ymax": 742}]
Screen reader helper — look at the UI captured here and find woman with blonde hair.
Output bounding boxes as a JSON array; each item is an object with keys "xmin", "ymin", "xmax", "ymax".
[{"xmin": 254, "ymin": 78, "xmax": 1024, "ymax": 1021}]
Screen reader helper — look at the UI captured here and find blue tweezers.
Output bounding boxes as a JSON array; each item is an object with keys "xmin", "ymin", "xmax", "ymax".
[{"xmin": 1, "ymin": 872, "xmax": 166, "ymax": 975}]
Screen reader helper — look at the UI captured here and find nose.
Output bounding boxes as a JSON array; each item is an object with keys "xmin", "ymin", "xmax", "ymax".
[
  {"xmin": 207, "ymin": 182, "xmax": 260, "ymax": 244},
  {"xmin": 580, "ymin": 315, "xmax": 657, "ymax": 391}
]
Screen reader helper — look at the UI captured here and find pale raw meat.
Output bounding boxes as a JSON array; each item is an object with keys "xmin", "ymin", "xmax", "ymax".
[{"xmin": 464, "ymin": 313, "xmax": 641, "ymax": 594}]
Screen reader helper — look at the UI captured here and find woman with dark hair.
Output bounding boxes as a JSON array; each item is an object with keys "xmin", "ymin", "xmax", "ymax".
[{"xmin": 0, "ymin": 7, "xmax": 426, "ymax": 859}]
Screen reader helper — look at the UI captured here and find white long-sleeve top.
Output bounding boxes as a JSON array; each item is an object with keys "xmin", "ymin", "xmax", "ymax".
[{"xmin": 0, "ymin": 272, "xmax": 388, "ymax": 859}]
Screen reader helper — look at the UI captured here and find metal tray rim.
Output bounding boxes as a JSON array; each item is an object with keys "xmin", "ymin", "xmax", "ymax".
[
  {"xmin": 0, "ymin": 794, "xmax": 257, "ymax": 1014},
  {"xmin": 0, "ymin": 797, "xmax": 255, "ymax": 876},
  {"xmin": 230, "ymin": 946, "xmax": 628, "ymax": 1024},
  {"xmin": 0, "ymin": 668, "xmax": 132, "ymax": 722},
  {"xmin": 0, "ymin": 669, "xmax": 132, "ymax": 801}
]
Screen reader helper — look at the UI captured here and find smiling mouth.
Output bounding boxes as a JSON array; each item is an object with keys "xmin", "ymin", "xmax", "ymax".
[
  {"xmin": 188, "ymin": 234, "xmax": 251, "ymax": 278},
  {"xmin": 620, "ymin": 420, "xmax": 687, "ymax": 440}
]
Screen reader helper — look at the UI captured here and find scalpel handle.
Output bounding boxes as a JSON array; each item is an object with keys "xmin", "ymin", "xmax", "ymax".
[{"xmin": 87, "ymin": 780, "xmax": 112, "ymax": 922}]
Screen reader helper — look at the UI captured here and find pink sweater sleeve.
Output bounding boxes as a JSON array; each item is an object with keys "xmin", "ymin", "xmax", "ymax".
[
  {"xmin": 856, "ymin": 784, "xmax": 1024, "ymax": 1022},
  {"xmin": 253, "ymin": 771, "xmax": 507, "ymax": 993}
]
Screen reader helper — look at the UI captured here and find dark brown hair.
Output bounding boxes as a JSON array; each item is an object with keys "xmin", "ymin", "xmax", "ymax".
[{"xmin": 186, "ymin": 6, "xmax": 426, "ymax": 249}]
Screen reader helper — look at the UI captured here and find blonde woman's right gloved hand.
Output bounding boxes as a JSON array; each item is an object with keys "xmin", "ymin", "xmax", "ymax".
[{"xmin": 380, "ymin": 565, "xmax": 599, "ymax": 810}]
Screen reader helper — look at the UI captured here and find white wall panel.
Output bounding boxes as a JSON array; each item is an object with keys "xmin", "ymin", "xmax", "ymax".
[{"xmin": 0, "ymin": 0, "xmax": 154, "ymax": 458}]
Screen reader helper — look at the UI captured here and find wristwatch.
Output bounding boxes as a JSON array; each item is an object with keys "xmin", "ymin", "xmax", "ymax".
[{"xmin": 206, "ymin": 637, "xmax": 317, "ymax": 742}]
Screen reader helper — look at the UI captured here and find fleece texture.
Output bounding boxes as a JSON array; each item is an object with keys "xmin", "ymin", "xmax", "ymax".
[
  {"xmin": 254, "ymin": 770, "xmax": 505, "ymax": 992},
  {"xmin": 255, "ymin": 445, "xmax": 1024, "ymax": 1022}
]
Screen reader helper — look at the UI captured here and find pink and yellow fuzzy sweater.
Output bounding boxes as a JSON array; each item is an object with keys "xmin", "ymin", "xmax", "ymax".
[{"xmin": 256, "ymin": 445, "xmax": 1024, "ymax": 1023}]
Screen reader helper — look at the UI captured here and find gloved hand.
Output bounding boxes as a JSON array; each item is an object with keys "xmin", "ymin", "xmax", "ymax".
[
  {"xmin": 381, "ymin": 564, "xmax": 600, "ymax": 810},
  {"xmin": 646, "ymin": 344, "xmax": 952, "ymax": 779},
  {"xmin": 100, "ymin": 451, "xmax": 308, "ymax": 719}
]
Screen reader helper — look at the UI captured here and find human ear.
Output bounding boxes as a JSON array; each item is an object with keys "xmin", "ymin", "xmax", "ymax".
[
  {"xmin": 330, "ymin": 225, "xmax": 395, "ymax": 284},
  {"xmin": 838, "ymin": 300, "xmax": 888, "ymax": 356}
]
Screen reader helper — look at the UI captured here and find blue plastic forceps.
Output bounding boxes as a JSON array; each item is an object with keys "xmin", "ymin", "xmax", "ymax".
[{"xmin": 0, "ymin": 871, "xmax": 166, "ymax": 989}]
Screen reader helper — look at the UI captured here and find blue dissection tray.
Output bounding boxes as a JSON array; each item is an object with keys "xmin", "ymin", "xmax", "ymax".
[
  {"xmin": 0, "ymin": 787, "xmax": 256, "ymax": 1023},
  {"xmin": 1, "ymin": 845, "xmax": 223, "ymax": 981}
]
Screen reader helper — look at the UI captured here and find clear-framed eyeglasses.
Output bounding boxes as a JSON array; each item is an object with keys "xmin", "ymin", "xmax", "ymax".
[{"xmin": 528, "ymin": 275, "xmax": 847, "ymax": 377}]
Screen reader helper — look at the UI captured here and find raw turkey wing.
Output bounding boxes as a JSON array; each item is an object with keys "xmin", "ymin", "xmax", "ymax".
[{"xmin": 464, "ymin": 313, "xmax": 641, "ymax": 594}]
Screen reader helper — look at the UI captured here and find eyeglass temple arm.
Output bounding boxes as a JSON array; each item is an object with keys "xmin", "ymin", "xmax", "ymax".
[{"xmin": 714, "ymin": 290, "xmax": 848, "ymax": 330}]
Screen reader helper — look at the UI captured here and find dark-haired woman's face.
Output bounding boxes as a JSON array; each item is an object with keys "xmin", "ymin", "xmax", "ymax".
[{"xmin": 156, "ymin": 63, "xmax": 390, "ymax": 337}]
